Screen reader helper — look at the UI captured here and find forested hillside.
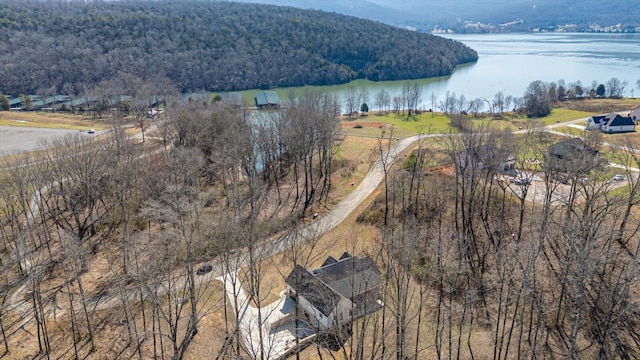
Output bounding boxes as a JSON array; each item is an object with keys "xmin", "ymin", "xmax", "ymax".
[{"xmin": 0, "ymin": 0, "xmax": 477, "ymax": 95}]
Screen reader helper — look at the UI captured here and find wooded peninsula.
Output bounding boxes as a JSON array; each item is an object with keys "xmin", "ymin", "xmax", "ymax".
[{"xmin": 0, "ymin": 0, "xmax": 478, "ymax": 95}]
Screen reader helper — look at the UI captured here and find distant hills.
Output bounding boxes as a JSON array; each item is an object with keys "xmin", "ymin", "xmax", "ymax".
[
  {"xmin": 234, "ymin": 0, "xmax": 640, "ymax": 33},
  {"xmin": 0, "ymin": 0, "xmax": 477, "ymax": 95},
  {"xmin": 229, "ymin": 0, "xmax": 415, "ymax": 26}
]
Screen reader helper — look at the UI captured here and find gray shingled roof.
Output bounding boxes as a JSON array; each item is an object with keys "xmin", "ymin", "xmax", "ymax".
[
  {"xmin": 315, "ymin": 256, "xmax": 382, "ymax": 299},
  {"xmin": 286, "ymin": 255, "xmax": 382, "ymax": 317},
  {"xmin": 546, "ymin": 137, "xmax": 603, "ymax": 174},
  {"xmin": 590, "ymin": 114, "xmax": 607, "ymax": 124},
  {"xmin": 604, "ymin": 113, "xmax": 635, "ymax": 127},
  {"xmin": 285, "ymin": 265, "xmax": 341, "ymax": 317},
  {"xmin": 255, "ymin": 91, "xmax": 279, "ymax": 106},
  {"xmin": 548, "ymin": 138, "xmax": 596, "ymax": 158}
]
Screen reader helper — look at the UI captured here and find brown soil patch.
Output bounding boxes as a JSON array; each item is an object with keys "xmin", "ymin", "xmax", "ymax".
[
  {"xmin": 431, "ymin": 164, "xmax": 456, "ymax": 177},
  {"xmin": 336, "ymin": 136, "xmax": 379, "ymax": 162}
]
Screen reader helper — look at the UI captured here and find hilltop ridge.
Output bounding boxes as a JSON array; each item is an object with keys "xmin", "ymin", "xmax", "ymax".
[{"xmin": 235, "ymin": 0, "xmax": 640, "ymax": 33}]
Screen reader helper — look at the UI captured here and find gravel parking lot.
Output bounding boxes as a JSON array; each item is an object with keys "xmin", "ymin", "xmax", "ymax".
[{"xmin": 0, "ymin": 126, "xmax": 86, "ymax": 154}]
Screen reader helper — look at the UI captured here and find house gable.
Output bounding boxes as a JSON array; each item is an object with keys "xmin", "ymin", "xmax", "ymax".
[
  {"xmin": 285, "ymin": 254, "xmax": 383, "ymax": 330},
  {"xmin": 601, "ymin": 113, "xmax": 635, "ymax": 133},
  {"xmin": 321, "ymin": 256, "xmax": 338, "ymax": 267},
  {"xmin": 285, "ymin": 265, "xmax": 341, "ymax": 318},
  {"xmin": 587, "ymin": 114, "xmax": 607, "ymax": 129}
]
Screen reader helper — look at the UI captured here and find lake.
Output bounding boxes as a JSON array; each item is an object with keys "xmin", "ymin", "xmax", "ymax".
[{"xmin": 239, "ymin": 32, "xmax": 640, "ymax": 110}]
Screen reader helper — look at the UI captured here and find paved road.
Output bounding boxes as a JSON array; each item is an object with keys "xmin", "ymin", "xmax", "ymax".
[
  {"xmin": 1, "ymin": 116, "xmax": 601, "ymax": 311},
  {"xmin": 9, "ymin": 114, "xmax": 639, "ymax": 355}
]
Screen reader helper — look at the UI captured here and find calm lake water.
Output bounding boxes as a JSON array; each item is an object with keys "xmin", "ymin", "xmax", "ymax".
[{"xmin": 240, "ymin": 32, "xmax": 640, "ymax": 110}]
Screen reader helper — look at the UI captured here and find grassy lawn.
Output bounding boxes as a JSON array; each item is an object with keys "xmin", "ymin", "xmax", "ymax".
[
  {"xmin": 342, "ymin": 112, "xmax": 454, "ymax": 137},
  {"xmin": 598, "ymin": 147, "xmax": 640, "ymax": 169},
  {"xmin": 539, "ymin": 108, "xmax": 591, "ymax": 125},
  {"xmin": 341, "ymin": 106, "xmax": 598, "ymax": 137},
  {"xmin": 552, "ymin": 126, "xmax": 584, "ymax": 136},
  {"xmin": 0, "ymin": 111, "xmax": 106, "ymax": 130},
  {"xmin": 502, "ymin": 108, "xmax": 590, "ymax": 129},
  {"xmin": 342, "ymin": 112, "xmax": 524, "ymax": 137}
]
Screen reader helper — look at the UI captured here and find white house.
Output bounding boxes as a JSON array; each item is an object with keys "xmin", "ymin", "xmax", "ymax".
[
  {"xmin": 285, "ymin": 253, "xmax": 382, "ymax": 331},
  {"xmin": 587, "ymin": 113, "xmax": 636, "ymax": 133},
  {"xmin": 601, "ymin": 113, "xmax": 636, "ymax": 133},
  {"xmin": 586, "ymin": 114, "xmax": 608, "ymax": 130}
]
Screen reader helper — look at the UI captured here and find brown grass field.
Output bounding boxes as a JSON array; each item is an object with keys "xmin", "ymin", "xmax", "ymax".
[{"xmin": 0, "ymin": 111, "xmax": 106, "ymax": 130}]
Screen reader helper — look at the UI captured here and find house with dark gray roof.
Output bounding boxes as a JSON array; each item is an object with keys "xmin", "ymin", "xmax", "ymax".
[
  {"xmin": 587, "ymin": 112, "xmax": 636, "ymax": 133},
  {"xmin": 601, "ymin": 113, "xmax": 636, "ymax": 133},
  {"xmin": 545, "ymin": 138, "xmax": 603, "ymax": 174},
  {"xmin": 255, "ymin": 91, "xmax": 280, "ymax": 110},
  {"xmin": 285, "ymin": 253, "xmax": 383, "ymax": 331}
]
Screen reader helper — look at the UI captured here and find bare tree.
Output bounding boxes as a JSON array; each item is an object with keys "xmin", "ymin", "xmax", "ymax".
[
  {"xmin": 493, "ymin": 91, "xmax": 506, "ymax": 114},
  {"xmin": 344, "ymin": 86, "xmax": 358, "ymax": 118},
  {"xmin": 62, "ymin": 82, "xmax": 81, "ymax": 114},
  {"xmin": 606, "ymin": 77, "xmax": 627, "ymax": 98},
  {"xmin": 402, "ymin": 81, "xmax": 422, "ymax": 117},
  {"xmin": 40, "ymin": 133, "xmax": 116, "ymax": 272},
  {"xmin": 377, "ymin": 127, "xmax": 395, "ymax": 226},
  {"xmin": 139, "ymin": 147, "xmax": 212, "ymax": 360},
  {"xmin": 392, "ymin": 96, "xmax": 402, "ymax": 114},
  {"xmin": 273, "ymin": 224, "xmax": 325, "ymax": 359},
  {"xmin": 504, "ymin": 95, "xmax": 514, "ymax": 112},
  {"xmin": 455, "ymin": 94, "xmax": 469, "ymax": 114},
  {"xmin": 375, "ymin": 89, "xmax": 390, "ymax": 114},
  {"xmin": 437, "ymin": 91, "xmax": 456, "ymax": 115}
]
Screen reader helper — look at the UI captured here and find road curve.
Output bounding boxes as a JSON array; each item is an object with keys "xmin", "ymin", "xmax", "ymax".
[{"xmin": 9, "ymin": 115, "xmax": 633, "ymax": 316}]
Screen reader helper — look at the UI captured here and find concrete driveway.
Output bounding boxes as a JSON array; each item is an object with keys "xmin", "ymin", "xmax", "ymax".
[{"xmin": 218, "ymin": 271, "xmax": 302, "ymax": 360}]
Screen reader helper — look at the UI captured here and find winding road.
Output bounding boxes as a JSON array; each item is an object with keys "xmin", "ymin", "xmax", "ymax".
[{"xmin": 6, "ymin": 114, "xmax": 638, "ymax": 358}]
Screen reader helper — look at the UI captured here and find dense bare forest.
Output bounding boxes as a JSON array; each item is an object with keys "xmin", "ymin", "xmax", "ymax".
[
  {"xmin": 0, "ymin": 89, "xmax": 347, "ymax": 358},
  {"xmin": 0, "ymin": 0, "xmax": 477, "ymax": 95},
  {"xmin": 3, "ymin": 86, "xmax": 640, "ymax": 358},
  {"xmin": 349, "ymin": 125, "xmax": 640, "ymax": 359},
  {"xmin": 3, "ymin": 1, "xmax": 640, "ymax": 358}
]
